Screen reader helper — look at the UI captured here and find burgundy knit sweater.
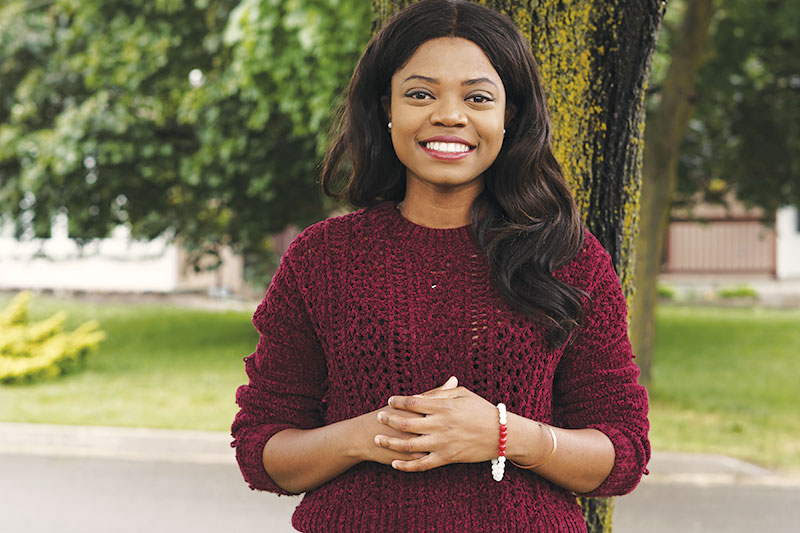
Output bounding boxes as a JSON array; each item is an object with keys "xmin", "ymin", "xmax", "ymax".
[{"xmin": 231, "ymin": 200, "xmax": 650, "ymax": 532}]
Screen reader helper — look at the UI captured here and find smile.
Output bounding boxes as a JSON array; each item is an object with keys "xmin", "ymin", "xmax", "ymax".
[
  {"xmin": 418, "ymin": 139, "xmax": 477, "ymax": 161},
  {"xmin": 421, "ymin": 141, "xmax": 474, "ymax": 154}
]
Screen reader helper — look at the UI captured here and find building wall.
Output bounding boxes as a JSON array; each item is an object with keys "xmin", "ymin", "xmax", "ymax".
[
  {"xmin": 0, "ymin": 215, "xmax": 243, "ymax": 293},
  {"xmin": 663, "ymin": 201, "xmax": 800, "ymax": 279},
  {"xmin": 776, "ymin": 206, "xmax": 800, "ymax": 279},
  {"xmin": 665, "ymin": 220, "xmax": 776, "ymax": 274},
  {"xmin": 176, "ymin": 245, "xmax": 244, "ymax": 294}
]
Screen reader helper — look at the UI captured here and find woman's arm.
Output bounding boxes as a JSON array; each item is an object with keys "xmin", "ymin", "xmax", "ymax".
[
  {"xmin": 232, "ymin": 230, "xmax": 461, "ymax": 494},
  {"xmin": 505, "ymin": 414, "xmax": 615, "ymax": 494},
  {"xmin": 373, "ymin": 382, "xmax": 614, "ymax": 494},
  {"xmin": 549, "ymin": 236, "xmax": 650, "ymax": 497},
  {"xmin": 376, "ymin": 239, "xmax": 649, "ymax": 496},
  {"xmin": 262, "ymin": 377, "xmax": 459, "ymax": 494},
  {"xmin": 261, "ymin": 407, "xmax": 422, "ymax": 494}
]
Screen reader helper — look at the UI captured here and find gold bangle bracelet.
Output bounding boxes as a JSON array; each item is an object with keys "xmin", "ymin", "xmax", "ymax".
[{"xmin": 509, "ymin": 424, "xmax": 558, "ymax": 470}]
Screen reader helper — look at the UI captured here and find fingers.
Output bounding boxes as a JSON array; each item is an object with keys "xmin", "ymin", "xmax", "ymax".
[
  {"xmin": 387, "ymin": 394, "xmax": 447, "ymax": 415},
  {"xmin": 390, "ymin": 454, "xmax": 443, "ymax": 473},
  {"xmin": 377, "ymin": 410, "xmax": 434, "ymax": 433},
  {"xmin": 373, "ymin": 433, "xmax": 434, "ymax": 454},
  {"xmin": 440, "ymin": 376, "xmax": 458, "ymax": 390},
  {"xmin": 416, "ymin": 376, "xmax": 459, "ymax": 398},
  {"xmin": 385, "ymin": 406, "xmax": 425, "ymax": 419}
]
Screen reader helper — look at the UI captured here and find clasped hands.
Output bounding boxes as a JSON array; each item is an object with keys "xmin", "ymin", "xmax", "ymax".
[{"xmin": 370, "ymin": 376, "xmax": 500, "ymax": 472}]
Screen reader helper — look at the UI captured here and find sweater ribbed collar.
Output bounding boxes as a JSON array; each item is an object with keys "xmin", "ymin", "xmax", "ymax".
[{"xmin": 373, "ymin": 200, "xmax": 479, "ymax": 251}]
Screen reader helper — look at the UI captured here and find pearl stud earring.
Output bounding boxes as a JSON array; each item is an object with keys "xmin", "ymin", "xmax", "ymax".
[{"xmin": 388, "ymin": 122, "xmax": 392, "ymax": 130}]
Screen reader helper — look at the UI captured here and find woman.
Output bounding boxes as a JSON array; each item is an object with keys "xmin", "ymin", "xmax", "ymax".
[{"xmin": 231, "ymin": 1, "xmax": 650, "ymax": 531}]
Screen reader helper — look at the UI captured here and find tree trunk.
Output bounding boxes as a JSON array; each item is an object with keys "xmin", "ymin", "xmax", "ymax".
[
  {"xmin": 629, "ymin": 0, "xmax": 716, "ymax": 386},
  {"xmin": 372, "ymin": 1, "xmax": 665, "ymax": 531}
]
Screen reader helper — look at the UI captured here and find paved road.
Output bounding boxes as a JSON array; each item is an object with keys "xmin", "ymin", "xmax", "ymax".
[
  {"xmin": 0, "ymin": 454, "xmax": 299, "ymax": 533},
  {"xmin": 1, "ymin": 423, "xmax": 798, "ymax": 532},
  {"xmin": 614, "ymin": 479, "xmax": 800, "ymax": 533}
]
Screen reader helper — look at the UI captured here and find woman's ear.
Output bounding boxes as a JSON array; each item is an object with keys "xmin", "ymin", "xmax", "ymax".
[{"xmin": 381, "ymin": 95, "xmax": 391, "ymax": 122}]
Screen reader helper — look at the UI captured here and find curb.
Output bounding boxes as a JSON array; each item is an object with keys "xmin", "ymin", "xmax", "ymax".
[
  {"xmin": 0, "ymin": 422, "xmax": 233, "ymax": 465},
  {"xmin": 642, "ymin": 451, "xmax": 800, "ymax": 488},
  {"xmin": 2, "ymin": 422, "xmax": 799, "ymax": 487}
]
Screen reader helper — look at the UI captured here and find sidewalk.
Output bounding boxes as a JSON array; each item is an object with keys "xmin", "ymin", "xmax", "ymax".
[
  {"xmin": 660, "ymin": 273, "xmax": 800, "ymax": 308},
  {"xmin": 0, "ymin": 422, "xmax": 234, "ymax": 464},
  {"xmin": 10, "ymin": 275, "xmax": 800, "ymax": 313},
  {"xmin": 2, "ymin": 422, "xmax": 798, "ymax": 533},
  {"xmin": 2, "ymin": 421, "xmax": 797, "ymax": 486}
]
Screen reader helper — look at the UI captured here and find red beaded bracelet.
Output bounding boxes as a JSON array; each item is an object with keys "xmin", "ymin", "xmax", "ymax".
[{"xmin": 491, "ymin": 403, "xmax": 508, "ymax": 481}]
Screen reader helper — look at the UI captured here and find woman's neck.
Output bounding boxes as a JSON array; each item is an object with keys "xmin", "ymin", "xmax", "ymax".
[{"xmin": 398, "ymin": 181, "xmax": 483, "ymax": 229}]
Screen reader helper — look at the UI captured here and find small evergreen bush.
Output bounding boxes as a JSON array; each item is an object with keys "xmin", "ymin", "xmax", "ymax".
[
  {"xmin": 657, "ymin": 283, "xmax": 677, "ymax": 300},
  {"xmin": 717, "ymin": 285, "xmax": 759, "ymax": 299},
  {"xmin": 0, "ymin": 292, "xmax": 106, "ymax": 384}
]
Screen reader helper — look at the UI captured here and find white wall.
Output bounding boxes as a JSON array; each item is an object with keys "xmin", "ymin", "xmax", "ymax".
[
  {"xmin": 776, "ymin": 206, "xmax": 800, "ymax": 279},
  {"xmin": 0, "ymin": 215, "xmax": 180, "ymax": 292}
]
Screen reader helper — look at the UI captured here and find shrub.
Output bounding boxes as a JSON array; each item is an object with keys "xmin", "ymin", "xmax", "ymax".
[
  {"xmin": 657, "ymin": 283, "xmax": 677, "ymax": 300},
  {"xmin": 717, "ymin": 285, "xmax": 759, "ymax": 299},
  {"xmin": 0, "ymin": 292, "xmax": 106, "ymax": 384}
]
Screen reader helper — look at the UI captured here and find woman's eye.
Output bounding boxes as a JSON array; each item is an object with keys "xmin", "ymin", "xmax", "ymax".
[
  {"xmin": 468, "ymin": 95, "xmax": 493, "ymax": 104},
  {"xmin": 405, "ymin": 91, "xmax": 432, "ymax": 100}
]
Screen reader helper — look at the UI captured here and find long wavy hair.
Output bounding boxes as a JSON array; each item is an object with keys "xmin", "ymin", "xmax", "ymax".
[{"xmin": 322, "ymin": 0, "xmax": 585, "ymax": 348}]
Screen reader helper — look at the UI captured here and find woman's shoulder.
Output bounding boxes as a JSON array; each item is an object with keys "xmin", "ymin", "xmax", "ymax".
[
  {"xmin": 554, "ymin": 228, "xmax": 615, "ymax": 290},
  {"xmin": 576, "ymin": 229, "xmax": 612, "ymax": 266},
  {"xmin": 282, "ymin": 201, "xmax": 394, "ymax": 263}
]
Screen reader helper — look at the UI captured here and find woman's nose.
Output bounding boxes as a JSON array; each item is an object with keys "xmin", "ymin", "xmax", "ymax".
[{"xmin": 430, "ymin": 97, "xmax": 467, "ymax": 127}]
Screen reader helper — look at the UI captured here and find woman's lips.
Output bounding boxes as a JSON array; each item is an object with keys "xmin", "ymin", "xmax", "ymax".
[
  {"xmin": 419, "ymin": 143, "xmax": 474, "ymax": 160},
  {"xmin": 418, "ymin": 137, "xmax": 476, "ymax": 160}
]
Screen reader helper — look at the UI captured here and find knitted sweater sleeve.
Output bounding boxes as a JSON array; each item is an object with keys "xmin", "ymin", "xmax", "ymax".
[
  {"xmin": 230, "ymin": 250, "xmax": 327, "ymax": 495},
  {"xmin": 552, "ymin": 237, "xmax": 650, "ymax": 497}
]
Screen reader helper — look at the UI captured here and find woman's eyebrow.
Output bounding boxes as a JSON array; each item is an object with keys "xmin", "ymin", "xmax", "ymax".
[
  {"xmin": 401, "ymin": 74, "xmax": 498, "ymax": 88},
  {"xmin": 463, "ymin": 77, "xmax": 498, "ymax": 88},
  {"xmin": 401, "ymin": 74, "xmax": 438, "ymax": 84}
]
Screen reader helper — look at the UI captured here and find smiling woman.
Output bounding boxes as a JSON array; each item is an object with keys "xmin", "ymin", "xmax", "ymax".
[
  {"xmin": 231, "ymin": 1, "xmax": 650, "ymax": 532},
  {"xmin": 382, "ymin": 37, "xmax": 512, "ymax": 223}
]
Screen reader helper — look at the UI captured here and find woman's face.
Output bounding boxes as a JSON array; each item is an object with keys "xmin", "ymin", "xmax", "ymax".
[{"xmin": 384, "ymin": 37, "xmax": 513, "ymax": 195}]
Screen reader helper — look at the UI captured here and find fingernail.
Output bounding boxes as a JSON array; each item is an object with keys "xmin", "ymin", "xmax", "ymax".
[
  {"xmin": 388, "ymin": 397, "xmax": 395, "ymax": 407},
  {"xmin": 377, "ymin": 412, "xmax": 387, "ymax": 423},
  {"xmin": 391, "ymin": 461, "xmax": 399, "ymax": 469},
  {"xmin": 374, "ymin": 435, "xmax": 382, "ymax": 446}
]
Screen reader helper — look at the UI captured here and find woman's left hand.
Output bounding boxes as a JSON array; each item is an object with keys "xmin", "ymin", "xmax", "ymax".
[{"xmin": 374, "ymin": 377, "xmax": 500, "ymax": 472}]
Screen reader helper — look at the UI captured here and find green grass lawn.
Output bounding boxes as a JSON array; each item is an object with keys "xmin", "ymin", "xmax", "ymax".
[
  {"xmin": 0, "ymin": 295, "xmax": 258, "ymax": 432},
  {"xmin": 2, "ymin": 295, "xmax": 798, "ymax": 473},
  {"xmin": 648, "ymin": 305, "xmax": 800, "ymax": 474}
]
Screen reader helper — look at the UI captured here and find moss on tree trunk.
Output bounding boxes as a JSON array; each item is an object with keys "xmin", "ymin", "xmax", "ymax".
[{"xmin": 371, "ymin": 1, "xmax": 665, "ymax": 530}]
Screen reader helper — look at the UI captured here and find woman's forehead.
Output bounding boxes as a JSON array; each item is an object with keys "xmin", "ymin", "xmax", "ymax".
[{"xmin": 392, "ymin": 37, "xmax": 502, "ymax": 87}]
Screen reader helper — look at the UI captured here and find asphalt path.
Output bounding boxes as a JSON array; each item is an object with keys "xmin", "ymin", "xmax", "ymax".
[
  {"xmin": 1, "ymin": 424, "xmax": 798, "ymax": 532},
  {"xmin": 614, "ymin": 479, "xmax": 800, "ymax": 533},
  {"xmin": 0, "ymin": 454, "xmax": 300, "ymax": 533}
]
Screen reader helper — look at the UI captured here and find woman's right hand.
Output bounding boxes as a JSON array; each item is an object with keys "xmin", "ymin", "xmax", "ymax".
[
  {"xmin": 260, "ymin": 377, "xmax": 460, "ymax": 493},
  {"xmin": 356, "ymin": 406, "xmax": 427, "ymax": 464},
  {"xmin": 355, "ymin": 376, "xmax": 459, "ymax": 465}
]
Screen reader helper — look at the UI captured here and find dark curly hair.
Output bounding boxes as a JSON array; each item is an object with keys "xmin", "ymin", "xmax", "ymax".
[{"xmin": 322, "ymin": 0, "xmax": 585, "ymax": 348}]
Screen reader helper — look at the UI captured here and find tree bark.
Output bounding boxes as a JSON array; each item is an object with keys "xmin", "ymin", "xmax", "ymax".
[
  {"xmin": 372, "ymin": 1, "xmax": 665, "ymax": 531},
  {"xmin": 629, "ymin": 0, "xmax": 716, "ymax": 386}
]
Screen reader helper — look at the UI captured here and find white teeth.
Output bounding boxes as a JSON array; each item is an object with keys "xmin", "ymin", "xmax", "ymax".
[{"xmin": 424, "ymin": 141, "xmax": 472, "ymax": 153}]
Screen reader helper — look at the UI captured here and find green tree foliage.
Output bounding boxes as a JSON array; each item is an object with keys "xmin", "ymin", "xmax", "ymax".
[
  {"xmin": 632, "ymin": 0, "xmax": 799, "ymax": 385},
  {"xmin": 0, "ymin": 292, "xmax": 106, "ymax": 384},
  {"xmin": 673, "ymin": 0, "xmax": 800, "ymax": 213},
  {"xmin": 631, "ymin": 0, "xmax": 716, "ymax": 386},
  {"xmin": 0, "ymin": 0, "xmax": 371, "ymax": 280}
]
